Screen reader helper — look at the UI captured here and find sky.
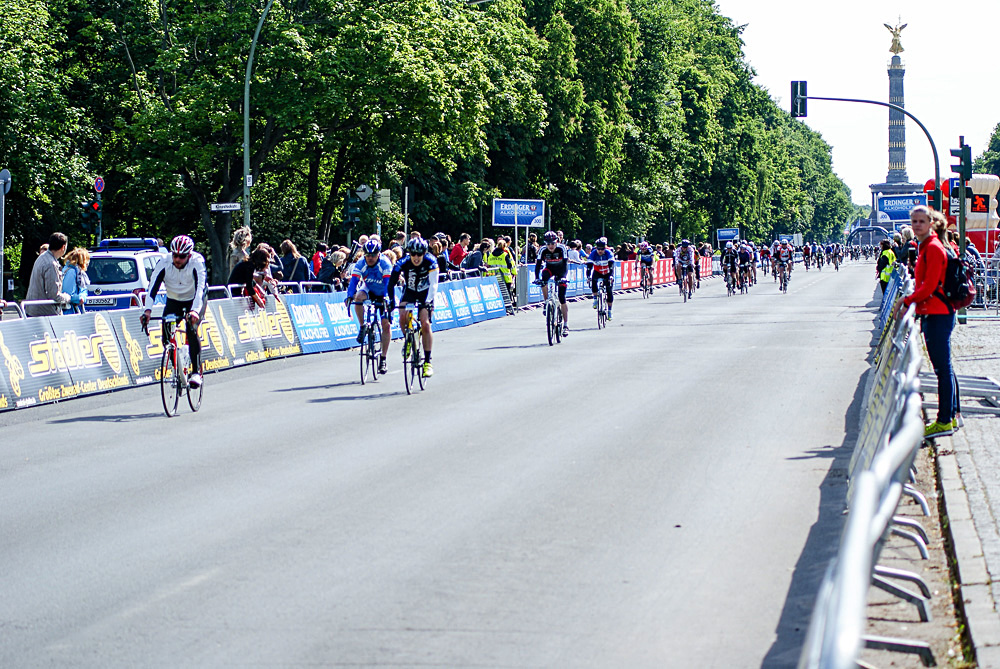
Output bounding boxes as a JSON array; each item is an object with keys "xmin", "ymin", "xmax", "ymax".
[{"xmin": 712, "ymin": 0, "xmax": 1000, "ymax": 206}]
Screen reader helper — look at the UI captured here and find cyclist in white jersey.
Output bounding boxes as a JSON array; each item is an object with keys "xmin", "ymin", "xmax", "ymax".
[{"xmin": 140, "ymin": 235, "xmax": 208, "ymax": 388}]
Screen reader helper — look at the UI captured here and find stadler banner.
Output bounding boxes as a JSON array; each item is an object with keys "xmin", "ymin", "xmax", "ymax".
[
  {"xmin": 877, "ymin": 194, "xmax": 926, "ymax": 221},
  {"xmin": 492, "ymin": 199, "xmax": 545, "ymax": 228}
]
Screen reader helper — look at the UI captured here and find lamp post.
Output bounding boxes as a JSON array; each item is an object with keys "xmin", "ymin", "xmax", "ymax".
[{"xmin": 243, "ymin": 0, "xmax": 277, "ymax": 230}]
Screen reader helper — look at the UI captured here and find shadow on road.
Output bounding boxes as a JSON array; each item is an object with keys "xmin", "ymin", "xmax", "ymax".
[
  {"xmin": 273, "ymin": 381, "xmax": 360, "ymax": 393},
  {"xmin": 309, "ymin": 391, "xmax": 407, "ymax": 403},
  {"xmin": 47, "ymin": 412, "xmax": 164, "ymax": 424},
  {"xmin": 479, "ymin": 343, "xmax": 550, "ymax": 350},
  {"xmin": 760, "ymin": 365, "xmax": 869, "ymax": 668}
]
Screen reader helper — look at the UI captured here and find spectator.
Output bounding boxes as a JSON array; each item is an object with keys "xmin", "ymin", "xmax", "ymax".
[
  {"xmin": 486, "ymin": 239, "xmax": 516, "ymax": 294},
  {"xmin": 26, "ymin": 233, "xmax": 71, "ymax": 316},
  {"xmin": 410, "ymin": 230, "xmax": 422, "ymax": 240},
  {"xmin": 228, "ymin": 249, "xmax": 271, "ymax": 300},
  {"xmin": 450, "ymin": 233, "xmax": 470, "ymax": 266},
  {"xmin": 311, "ymin": 242, "xmax": 328, "ymax": 276},
  {"xmin": 61, "ymin": 247, "xmax": 91, "ymax": 314},
  {"xmin": 430, "ymin": 239, "xmax": 455, "ymax": 279},
  {"xmin": 567, "ymin": 240, "xmax": 582, "ymax": 263},
  {"xmin": 891, "ymin": 232, "xmax": 905, "ymax": 263},
  {"xmin": 258, "ymin": 243, "xmax": 283, "ymax": 282},
  {"xmin": 900, "ymin": 226, "xmax": 918, "ymax": 272},
  {"xmin": 279, "ymin": 239, "xmax": 313, "ymax": 283},
  {"xmin": 896, "ymin": 205, "xmax": 960, "ymax": 439},
  {"xmin": 875, "ymin": 239, "xmax": 895, "ymax": 294},
  {"xmin": 228, "ymin": 226, "xmax": 253, "ymax": 276},
  {"xmin": 525, "ymin": 233, "xmax": 539, "ymax": 264},
  {"xmin": 391, "ymin": 232, "xmax": 406, "ymax": 249},
  {"xmin": 462, "ymin": 241, "xmax": 490, "ymax": 272}
]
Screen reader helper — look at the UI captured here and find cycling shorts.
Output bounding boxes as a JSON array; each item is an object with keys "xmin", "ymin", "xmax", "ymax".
[
  {"xmin": 540, "ymin": 269, "xmax": 568, "ymax": 304},
  {"xmin": 639, "ymin": 257, "xmax": 654, "ymax": 266},
  {"xmin": 590, "ymin": 273, "xmax": 614, "ymax": 300},
  {"xmin": 399, "ymin": 288, "xmax": 434, "ymax": 313}
]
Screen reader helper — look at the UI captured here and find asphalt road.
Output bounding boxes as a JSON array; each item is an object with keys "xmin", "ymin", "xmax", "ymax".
[{"xmin": 0, "ymin": 262, "xmax": 878, "ymax": 668}]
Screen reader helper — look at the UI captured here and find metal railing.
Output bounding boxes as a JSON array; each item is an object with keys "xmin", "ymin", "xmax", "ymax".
[{"xmin": 800, "ymin": 273, "xmax": 937, "ymax": 668}]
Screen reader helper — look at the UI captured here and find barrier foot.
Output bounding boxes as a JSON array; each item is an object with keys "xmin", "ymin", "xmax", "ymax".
[
  {"xmin": 903, "ymin": 484, "xmax": 931, "ymax": 516},
  {"xmin": 889, "ymin": 527, "xmax": 930, "ymax": 559},
  {"xmin": 875, "ymin": 565, "xmax": 932, "ymax": 598},
  {"xmin": 871, "ymin": 575, "xmax": 932, "ymax": 622},
  {"xmin": 893, "ymin": 516, "xmax": 930, "ymax": 545},
  {"xmin": 863, "ymin": 635, "xmax": 936, "ymax": 666}
]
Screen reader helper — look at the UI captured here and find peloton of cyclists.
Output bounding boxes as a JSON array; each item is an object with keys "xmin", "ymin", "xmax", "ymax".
[
  {"xmin": 140, "ymin": 235, "xmax": 208, "ymax": 389},
  {"xmin": 587, "ymin": 237, "xmax": 616, "ymax": 320},
  {"xmin": 347, "ymin": 237, "xmax": 394, "ymax": 375},
  {"xmin": 535, "ymin": 230, "xmax": 571, "ymax": 337},
  {"xmin": 388, "ymin": 237, "xmax": 439, "ymax": 377}
]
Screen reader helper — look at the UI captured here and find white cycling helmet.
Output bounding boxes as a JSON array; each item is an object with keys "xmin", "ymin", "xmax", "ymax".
[{"xmin": 726, "ymin": 241, "xmax": 733, "ymax": 249}]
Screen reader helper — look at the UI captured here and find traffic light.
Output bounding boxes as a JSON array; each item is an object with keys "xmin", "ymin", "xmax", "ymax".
[
  {"xmin": 790, "ymin": 81, "xmax": 807, "ymax": 118},
  {"xmin": 346, "ymin": 191, "xmax": 361, "ymax": 225},
  {"xmin": 928, "ymin": 189, "xmax": 942, "ymax": 212},
  {"xmin": 80, "ymin": 200, "xmax": 95, "ymax": 231},
  {"xmin": 951, "ymin": 142, "xmax": 972, "ymax": 182}
]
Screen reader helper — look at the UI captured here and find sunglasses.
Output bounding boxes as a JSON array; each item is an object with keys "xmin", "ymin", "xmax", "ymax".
[
  {"xmin": 409, "ymin": 251, "xmax": 425, "ymax": 256},
  {"xmin": 172, "ymin": 252, "xmax": 190, "ymax": 259}
]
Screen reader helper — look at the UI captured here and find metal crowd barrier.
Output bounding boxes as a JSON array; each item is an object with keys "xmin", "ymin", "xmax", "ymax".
[
  {"xmin": 970, "ymin": 264, "xmax": 1000, "ymax": 311},
  {"xmin": 800, "ymin": 276, "xmax": 938, "ymax": 668}
]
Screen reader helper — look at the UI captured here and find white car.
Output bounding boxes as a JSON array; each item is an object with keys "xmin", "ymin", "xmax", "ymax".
[{"xmin": 85, "ymin": 238, "xmax": 168, "ymax": 310}]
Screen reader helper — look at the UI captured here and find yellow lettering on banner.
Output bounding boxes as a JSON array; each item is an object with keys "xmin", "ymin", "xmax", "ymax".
[
  {"xmin": 39, "ymin": 386, "xmax": 61, "ymax": 402},
  {"xmin": 203, "ymin": 358, "xmax": 230, "ymax": 372},
  {"xmin": 28, "ymin": 330, "xmax": 114, "ymax": 378},
  {"xmin": 0, "ymin": 394, "xmax": 8, "ymax": 409}
]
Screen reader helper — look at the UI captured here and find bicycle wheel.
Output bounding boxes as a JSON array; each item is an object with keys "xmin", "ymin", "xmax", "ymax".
[
  {"xmin": 368, "ymin": 329, "xmax": 379, "ymax": 382},
  {"xmin": 415, "ymin": 339, "xmax": 426, "ymax": 390},
  {"xmin": 160, "ymin": 344, "xmax": 181, "ymax": 417},
  {"xmin": 403, "ymin": 332, "xmax": 414, "ymax": 395},
  {"xmin": 546, "ymin": 305, "xmax": 555, "ymax": 346},
  {"xmin": 359, "ymin": 331, "xmax": 370, "ymax": 385},
  {"xmin": 187, "ymin": 361, "xmax": 203, "ymax": 412},
  {"xmin": 555, "ymin": 310, "xmax": 563, "ymax": 343},
  {"xmin": 682, "ymin": 276, "xmax": 688, "ymax": 302}
]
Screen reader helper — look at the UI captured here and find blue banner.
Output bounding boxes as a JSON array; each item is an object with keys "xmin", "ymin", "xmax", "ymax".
[
  {"xmin": 878, "ymin": 194, "xmax": 926, "ymax": 221},
  {"xmin": 717, "ymin": 228, "xmax": 740, "ymax": 242},
  {"xmin": 492, "ymin": 198, "xmax": 545, "ymax": 228}
]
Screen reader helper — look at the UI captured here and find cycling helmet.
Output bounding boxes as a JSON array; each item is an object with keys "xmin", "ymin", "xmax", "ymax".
[
  {"xmin": 170, "ymin": 235, "xmax": 194, "ymax": 255},
  {"xmin": 543, "ymin": 231, "xmax": 558, "ymax": 244},
  {"xmin": 640, "ymin": 241, "xmax": 649, "ymax": 250},
  {"xmin": 725, "ymin": 241, "xmax": 733, "ymax": 249},
  {"xmin": 363, "ymin": 238, "xmax": 382, "ymax": 255},
  {"xmin": 405, "ymin": 237, "xmax": 428, "ymax": 255},
  {"xmin": 781, "ymin": 238, "xmax": 789, "ymax": 245},
  {"xmin": 681, "ymin": 239, "xmax": 690, "ymax": 248},
  {"xmin": 595, "ymin": 237, "xmax": 608, "ymax": 249}
]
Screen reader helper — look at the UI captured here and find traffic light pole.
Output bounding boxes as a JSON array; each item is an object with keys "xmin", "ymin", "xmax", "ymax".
[
  {"xmin": 0, "ymin": 169, "xmax": 9, "ymax": 301},
  {"xmin": 793, "ymin": 93, "xmax": 942, "ymax": 210},
  {"xmin": 243, "ymin": 0, "xmax": 276, "ymax": 230}
]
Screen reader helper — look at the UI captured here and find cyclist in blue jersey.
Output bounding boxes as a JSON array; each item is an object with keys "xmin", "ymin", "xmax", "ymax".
[
  {"xmin": 638, "ymin": 241, "xmax": 657, "ymax": 293},
  {"xmin": 588, "ymin": 237, "xmax": 616, "ymax": 320},
  {"xmin": 388, "ymin": 237, "xmax": 439, "ymax": 377},
  {"xmin": 346, "ymin": 238, "xmax": 394, "ymax": 374}
]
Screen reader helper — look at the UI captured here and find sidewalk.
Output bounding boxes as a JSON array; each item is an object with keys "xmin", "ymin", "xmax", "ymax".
[{"xmin": 935, "ymin": 318, "xmax": 1000, "ymax": 665}]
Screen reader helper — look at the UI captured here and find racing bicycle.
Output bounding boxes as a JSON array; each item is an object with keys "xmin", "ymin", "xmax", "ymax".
[
  {"xmin": 146, "ymin": 314, "xmax": 202, "ymax": 417},
  {"xmin": 537, "ymin": 278, "xmax": 564, "ymax": 346},
  {"xmin": 400, "ymin": 304, "xmax": 428, "ymax": 394},
  {"xmin": 640, "ymin": 264, "xmax": 654, "ymax": 299},
  {"xmin": 357, "ymin": 299, "xmax": 387, "ymax": 385},
  {"xmin": 595, "ymin": 281, "xmax": 608, "ymax": 330}
]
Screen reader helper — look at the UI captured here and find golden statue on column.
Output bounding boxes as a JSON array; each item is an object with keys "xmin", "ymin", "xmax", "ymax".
[{"xmin": 884, "ymin": 22, "xmax": 907, "ymax": 55}]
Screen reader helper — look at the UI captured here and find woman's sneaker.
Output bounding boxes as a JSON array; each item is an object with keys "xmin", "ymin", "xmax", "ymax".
[{"xmin": 924, "ymin": 420, "xmax": 954, "ymax": 439}]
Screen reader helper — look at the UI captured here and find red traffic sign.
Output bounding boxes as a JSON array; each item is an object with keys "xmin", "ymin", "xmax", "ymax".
[{"xmin": 94, "ymin": 177, "xmax": 105, "ymax": 193}]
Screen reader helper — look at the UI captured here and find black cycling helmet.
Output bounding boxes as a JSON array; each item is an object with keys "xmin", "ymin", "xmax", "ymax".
[
  {"xmin": 405, "ymin": 237, "xmax": 428, "ymax": 255},
  {"xmin": 595, "ymin": 237, "xmax": 608, "ymax": 249},
  {"xmin": 543, "ymin": 231, "xmax": 558, "ymax": 244}
]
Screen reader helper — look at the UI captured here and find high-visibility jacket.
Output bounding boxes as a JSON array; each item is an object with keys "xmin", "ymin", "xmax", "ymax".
[
  {"xmin": 879, "ymin": 249, "xmax": 896, "ymax": 283},
  {"xmin": 487, "ymin": 250, "xmax": 515, "ymax": 284}
]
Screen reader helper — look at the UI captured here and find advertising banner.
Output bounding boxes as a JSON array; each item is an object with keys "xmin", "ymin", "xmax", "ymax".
[
  {"xmin": 877, "ymin": 194, "xmax": 926, "ymax": 221},
  {"xmin": 492, "ymin": 199, "xmax": 546, "ymax": 228},
  {"xmin": 478, "ymin": 278, "xmax": 507, "ymax": 319},
  {"xmin": 447, "ymin": 283, "xmax": 474, "ymax": 328},
  {"xmin": 0, "ymin": 326, "xmax": 16, "ymax": 412},
  {"xmin": 41, "ymin": 311, "xmax": 134, "ymax": 400},
  {"xmin": 432, "ymin": 289, "xmax": 456, "ymax": 331},
  {"xmin": 0, "ymin": 316, "xmax": 77, "ymax": 410},
  {"xmin": 465, "ymin": 283, "xmax": 487, "ymax": 323},
  {"xmin": 717, "ymin": 228, "xmax": 740, "ymax": 243}
]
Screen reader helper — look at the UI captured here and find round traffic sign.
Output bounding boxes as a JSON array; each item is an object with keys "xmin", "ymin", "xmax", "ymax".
[
  {"xmin": 95, "ymin": 177, "xmax": 105, "ymax": 193},
  {"xmin": 0, "ymin": 168, "xmax": 10, "ymax": 195}
]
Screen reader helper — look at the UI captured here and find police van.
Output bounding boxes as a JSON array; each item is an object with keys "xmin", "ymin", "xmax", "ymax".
[{"xmin": 84, "ymin": 238, "xmax": 168, "ymax": 311}]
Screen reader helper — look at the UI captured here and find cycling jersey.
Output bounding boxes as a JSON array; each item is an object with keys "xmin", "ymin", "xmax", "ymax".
[
  {"xmin": 738, "ymin": 248, "xmax": 752, "ymax": 265},
  {"xmin": 760, "ymin": 247, "xmax": 771, "ymax": 259},
  {"xmin": 674, "ymin": 247, "xmax": 695, "ymax": 268},
  {"xmin": 145, "ymin": 252, "xmax": 207, "ymax": 313},
  {"xmin": 347, "ymin": 256, "xmax": 393, "ymax": 299},
  {"xmin": 587, "ymin": 248, "xmax": 615, "ymax": 276},
  {"xmin": 638, "ymin": 248, "xmax": 656, "ymax": 265},
  {"xmin": 390, "ymin": 255, "xmax": 439, "ymax": 304},
  {"xmin": 535, "ymin": 244, "xmax": 569, "ymax": 277},
  {"xmin": 775, "ymin": 247, "xmax": 793, "ymax": 263}
]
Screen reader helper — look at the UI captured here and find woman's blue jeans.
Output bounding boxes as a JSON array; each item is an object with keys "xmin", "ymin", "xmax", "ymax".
[{"xmin": 921, "ymin": 313, "xmax": 960, "ymax": 424}]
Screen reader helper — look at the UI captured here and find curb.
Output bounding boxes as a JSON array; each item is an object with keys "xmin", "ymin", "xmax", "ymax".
[{"xmin": 937, "ymin": 434, "xmax": 1000, "ymax": 665}]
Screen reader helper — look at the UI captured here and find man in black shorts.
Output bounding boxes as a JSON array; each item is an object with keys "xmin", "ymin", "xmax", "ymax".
[{"xmin": 534, "ymin": 230, "xmax": 570, "ymax": 337}]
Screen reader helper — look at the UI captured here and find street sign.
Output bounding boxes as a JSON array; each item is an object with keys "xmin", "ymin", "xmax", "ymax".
[
  {"xmin": 950, "ymin": 193, "xmax": 961, "ymax": 217},
  {"xmin": 246, "ymin": 175, "xmax": 254, "ymax": 188},
  {"xmin": 355, "ymin": 184, "xmax": 373, "ymax": 201},
  {"xmin": 376, "ymin": 188, "xmax": 391, "ymax": 211},
  {"xmin": 491, "ymin": 199, "xmax": 545, "ymax": 227},
  {"xmin": 0, "ymin": 169, "xmax": 10, "ymax": 195},
  {"xmin": 210, "ymin": 202, "xmax": 241, "ymax": 212},
  {"xmin": 94, "ymin": 176, "xmax": 105, "ymax": 193},
  {"xmin": 971, "ymin": 193, "xmax": 989, "ymax": 214}
]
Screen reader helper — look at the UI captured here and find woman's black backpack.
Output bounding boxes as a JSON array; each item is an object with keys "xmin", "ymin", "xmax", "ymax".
[{"xmin": 936, "ymin": 245, "xmax": 976, "ymax": 312}]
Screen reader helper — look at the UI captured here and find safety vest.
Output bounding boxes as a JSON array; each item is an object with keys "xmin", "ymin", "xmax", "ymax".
[
  {"xmin": 879, "ymin": 249, "xmax": 896, "ymax": 283},
  {"xmin": 487, "ymin": 251, "xmax": 514, "ymax": 284}
]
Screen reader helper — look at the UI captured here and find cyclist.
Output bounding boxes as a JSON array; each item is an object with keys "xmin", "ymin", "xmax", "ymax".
[
  {"xmin": 638, "ymin": 241, "xmax": 657, "ymax": 292},
  {"xmin": 721, "ymin": 241, "xmax": 738, "ymax": 290},
  {"xmin": 588, "ymin": 237, "xmax": 616, "ymax": 320},
  {"xmin": 140, "ymin": 235, "xmax": 208, "ymax": 388},
  {"xmin": 674, "ymin": 239, "xmax": 697, "ymax": 298},
  {"xmin": 347, "ymin": 238, "xmax": 394, "ymax": 375},
  {"xmin": 774, "ymin": 239, "xmax": 794, "ymax": 286},
  {"xmin": 759, "ymin": 243, "xmax": 771, "ymax": 276},
  {"xmin": 534, "ymin": 230, "xmax": 570, "ymax": 337},
  {"xmin": 388, "ymin": 237, "xmax": 439, "ymax": 377},
  {"xmin": 802, "ymin": 241, "xmax": 812, "ymax": 270},
  {"xmin": 737, "ymin": 242, "xmax": 753, "ymax": 289}
]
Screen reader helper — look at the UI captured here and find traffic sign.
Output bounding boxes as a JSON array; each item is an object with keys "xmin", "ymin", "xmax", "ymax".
[
  {"xmin": 376, "ymin": 188, "xmax": 391, "ymax": 211},
  {"xmin": 971, "ymin": 194, "xmax": 989, "ymax": 214},
  {"xmin": 355, "ymin": 184, "xmax": 373, "ymax": 201},
  {"xmin": 94, "ymin": 176, "xmax": 105, "ymax": 193},
  {"xmin": 210, "ymin": 202, "xmax": 241, "ymax": 212},
  {"xmin": 0, "ymin": 169, "xmax": 10, "ymax": 195}
]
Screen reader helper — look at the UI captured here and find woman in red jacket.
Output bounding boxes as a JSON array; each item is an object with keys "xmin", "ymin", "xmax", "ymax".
[{"xmin": 896, "ymin": 205, "xmax": 959, "ymax": 438}]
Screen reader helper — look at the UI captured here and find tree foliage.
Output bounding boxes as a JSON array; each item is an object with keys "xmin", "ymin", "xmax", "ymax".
[{"xmin": 1, "ymin": 0, "xmax": 858, "ymax": 282}]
